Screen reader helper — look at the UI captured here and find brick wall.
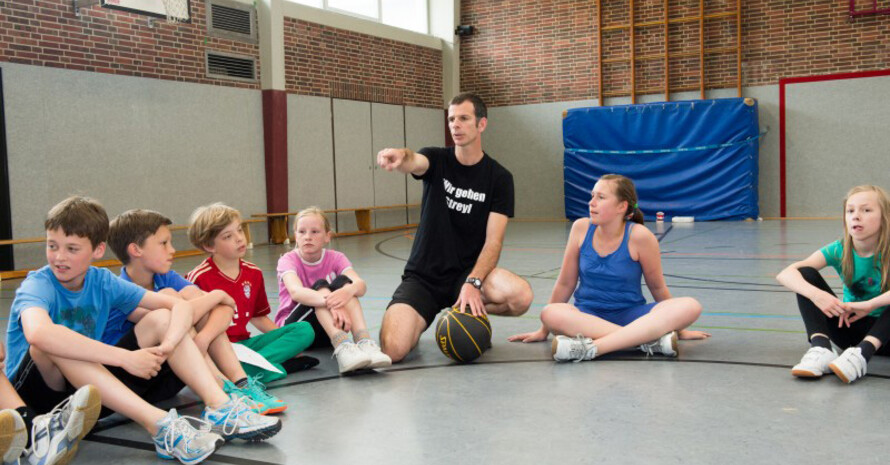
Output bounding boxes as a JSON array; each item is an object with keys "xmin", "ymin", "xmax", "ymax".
[
  {"xmin": 283, "ymin": 18, "xmax": 442, "ymax": 108},
  {"xmin": 461, "ymin": 0, "xmax": 890, "ymax": 106},
  {"xmin": 459, "ymin": 0, "xmax": 596, "ymax": 107},
  {"xmin": 0, "ymin": 0, "xmax": 260, "ymax": 88}
]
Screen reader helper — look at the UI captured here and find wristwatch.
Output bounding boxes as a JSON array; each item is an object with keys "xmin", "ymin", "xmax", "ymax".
[{"xmin": 465, "ymin": 277, "xmax": 482, "ymax": 290}]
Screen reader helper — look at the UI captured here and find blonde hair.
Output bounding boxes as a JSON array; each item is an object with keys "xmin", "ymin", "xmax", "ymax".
[
  {"xmin": 188, "ymin": 203, "xmax": 242, "ymax": 250},
  {"xmin": 841, "ymin": 185, "xmax": 890, "ymax": 293},
  {"xmin": 294, "ymin": 206, "xmax": 331, "ymax": 233},
  {"xmin": 599, "ymin": 174, "xmax": 645, "ymax": 225}
]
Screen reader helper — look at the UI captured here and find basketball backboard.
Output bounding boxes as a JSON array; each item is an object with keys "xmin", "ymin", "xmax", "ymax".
[{"xmin": 101, "ymin": 0, "xmax": 191, "ymax": 22}]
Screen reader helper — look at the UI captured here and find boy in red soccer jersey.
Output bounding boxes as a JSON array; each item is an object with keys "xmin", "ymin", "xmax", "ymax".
[{"xmin": 186, "ymin": 203, "xmax": 315, "ymax": 382}]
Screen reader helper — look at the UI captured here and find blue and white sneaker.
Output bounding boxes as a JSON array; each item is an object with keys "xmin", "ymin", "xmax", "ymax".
[
  {"xmin": 24, "ymin": 384, "xmax": 102, "ymax": 465},
  {"xmin": 0, "ymin": 409, "xmax": 27, "ymax": 465},
  {"xmin": 152, "ymin": 409, "xmax": 223, "ymax": 464},
  {"xmin": 203, "ymin": 396, "xmax": 281, "ymax": 442}
]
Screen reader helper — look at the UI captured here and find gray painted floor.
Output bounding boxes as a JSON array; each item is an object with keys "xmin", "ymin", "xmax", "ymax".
[{"xmin": 2, "ymin": 220, "xmax": 887, "ymax": 464}]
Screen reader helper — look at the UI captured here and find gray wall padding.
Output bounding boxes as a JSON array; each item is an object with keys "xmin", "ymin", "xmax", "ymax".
[
  {"xmin": 371, "ymin": 103, "xmax": 408, "ymax": 229},
  {"xmin": 785, "ymin": 75, "xmax": 890, "ymax": 217},
  {"xmin": 288, "ymin": 94, "xmax": 336, "ymax": 219},
  {"xmin": 2, "ymin": 63, "xmax": 266, "ymax": 269},
  {"xmin": 332, "ymin": 99, "xmax": 373, "ymax": 233},
  {"xmin": 483, "ymin": 99, "xmax": 597, "ymax": 219},
  {"xmin": 404, "ymin": 106, "xmax": 444, "ymax": 224}
]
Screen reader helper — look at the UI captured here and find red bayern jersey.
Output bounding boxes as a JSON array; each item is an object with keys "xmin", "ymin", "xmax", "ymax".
[{"xmin": 186, "ymin": 256, "xmax": 271, "ymax": 343}]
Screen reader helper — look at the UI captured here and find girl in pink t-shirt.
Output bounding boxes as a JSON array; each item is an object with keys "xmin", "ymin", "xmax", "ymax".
[{"xmin": 275, "ymin": 207, "xmax": 391, "ymax": 374}]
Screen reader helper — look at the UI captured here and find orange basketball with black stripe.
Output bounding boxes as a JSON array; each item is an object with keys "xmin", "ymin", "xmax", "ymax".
[{"xmin": 435, "ymin": 307, "xmax": 492, "ymax": 363}]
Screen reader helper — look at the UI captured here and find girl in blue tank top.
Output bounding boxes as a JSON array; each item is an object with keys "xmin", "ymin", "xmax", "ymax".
[{"xmin": 509, "ymin": 174, "xmax": 708, "ymax": 362}]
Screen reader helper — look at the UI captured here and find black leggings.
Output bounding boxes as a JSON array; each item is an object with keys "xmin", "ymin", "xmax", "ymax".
[
  {"xmin": 797, "ymin": 267, "xmax": 890, "ymax": 354},
  {"xmin": 283, "ymin": 274, "xmax": 353, "ymax": 350}
]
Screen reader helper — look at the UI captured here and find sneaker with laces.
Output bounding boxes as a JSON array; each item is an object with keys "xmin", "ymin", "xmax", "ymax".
[
  {"xmin": 24, "ymin": 384, "xmax": 102, "ymax": 465},
  {"xmin": 238, "ymin": 376, "xmax": 287, "ymax": 415},
  {"xmin": 356, "ymin": 339, "xmax": 392, "ymax": 369},
  {"xmin": 152, "ymin": 409, "xmax": 223, "ymax": 464},
  {"xmin": 552, "ymin": 335, "xmax": 597, "ymax": 362},
  {"xmin": 203, "ymin": 396, "xmax": 281, "ymax": 442},
  {"xmin": 222, "ymin": 379, "xmax": 262, "ymax": 414},
  {"xmin": 638, "ymin": 332, "xmax": 679, "ymax": 357},
  {"xmin": 791, "ymin": 346, "xmax": 837, "ymax": 378},
  {"xmin": 0, "ymin": 409, "xmax": 27, "ymax": 465},
  {"xmin": 829, "ymin": 347, "xmax": 868, "ymax": 384},
  {"xmin": 333, "ymin": 341, "xmax": 371, "ymax": 373}
]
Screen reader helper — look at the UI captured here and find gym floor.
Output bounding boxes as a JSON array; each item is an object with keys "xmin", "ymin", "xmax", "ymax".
[{"xmin": 2, "ymin": 220, "xmax": 887, "ymax": 464}]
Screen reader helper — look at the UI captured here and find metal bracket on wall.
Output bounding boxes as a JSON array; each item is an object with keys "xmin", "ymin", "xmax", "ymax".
[{"xmin": 73, "ymin": 0, "xmax": 101, "ymax": 17}]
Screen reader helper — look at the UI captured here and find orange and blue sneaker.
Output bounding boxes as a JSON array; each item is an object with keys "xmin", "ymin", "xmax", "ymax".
[{"xmin": 223, "ymin": 377, "xmax": 287, "ymax": 415}]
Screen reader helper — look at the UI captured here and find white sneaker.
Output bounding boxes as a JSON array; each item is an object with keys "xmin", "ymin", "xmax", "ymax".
[
  {"xmin": 153, "ymin": 409, "xmax": 223, "ymax": 464},
  {"xmin": 552, "ymin": 335, "xmax": 597, "ymax": 362},
  {"xmin": 333, "ymin": 341, "xmax": 372, "ymax": 373},
  {"xmin": 829, "ymin": 347, "xmax": 868, "ymax": 384},
  {"xmin": 356, "ymin": 339, "xmax": 392, "ymax": 369},
  {"xmin": 24, "ymin": 384, "xmax": 102, "ymax": 465},
  {"xmin": 791, "ymin": 346, "xmax": 837, "ymax": 378},
  {"xmin": 0, "ymin": 409, "xmax": 27, "ymax": 465},
  {"xmin": 639, "ymin": 332, "xmax": 679, "ymax": 357}
]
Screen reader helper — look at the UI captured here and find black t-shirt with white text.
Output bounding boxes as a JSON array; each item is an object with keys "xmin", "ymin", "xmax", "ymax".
[{"xmin": 405, "ymin": 146, "xmax": 514, "ymax": 281}]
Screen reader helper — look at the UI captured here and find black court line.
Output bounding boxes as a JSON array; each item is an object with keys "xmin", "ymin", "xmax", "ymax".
[
  {"xmin": 373, "ymin": 232, "xmax": 411, "ymax": 262},
  {"xmin": 662, "ymin": 256, "xmax": 806, "ymax": 262},
  {"xmin": 659, "ymin": 224, "xmax": 728, "ymax": 245},
  {"xmin": 88, "ymin": 354, "xmax": 890, "ymax": 438},
  {"xmin": 663, "ymin": 284, "xmax": 791, "ymax": 293},
  {"xmin": 85, "ymin": 435, "xmax": 275, "ymax": 465},
  {"xmin": 663, "ymin": 273, "xmax": 785, "ymax": 288},
  {"xmin": 84, "ymin": 356, "xmax": 890, "ymax": 464},
  {"xmin": 654, "ymin": 224, "xmax": 673, "ymax": 243}
]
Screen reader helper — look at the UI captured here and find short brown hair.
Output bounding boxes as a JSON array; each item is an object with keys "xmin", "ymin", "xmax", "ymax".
[
  {"xmin": 449, "ymin": 92, "xmax": 487, "ymax": 121},
  {"xmin": 108, "ymin": 209, "xmax": 173, "ymax": 265},
  {"xmin": 45, "ymin": 196, "xmax": 109, "ymax": 248},
  {"xmin": 188, "ymin": 203, "xmax": 241, "ymax": 251}
]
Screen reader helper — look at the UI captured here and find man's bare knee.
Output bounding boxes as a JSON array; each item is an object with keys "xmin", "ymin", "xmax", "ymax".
[
  {"xmin": 507, "ymin": 281, "xmax": 533, "ymax": 316},
  {"xmin": 380, "ymin": 305, "xmax": 424, "ymax": 363},
  {"xmin": 485, "ymin": 268, "xmax": 533, "ymax": 316},
  {"xmin": 380, "ymin": 337, "xmax": 411, "ymax": 363}
]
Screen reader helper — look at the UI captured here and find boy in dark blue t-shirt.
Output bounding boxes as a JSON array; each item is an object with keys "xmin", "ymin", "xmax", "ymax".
[{"xmin": 106, "ymin": 208, "xmax": 288, "ymax": 414}]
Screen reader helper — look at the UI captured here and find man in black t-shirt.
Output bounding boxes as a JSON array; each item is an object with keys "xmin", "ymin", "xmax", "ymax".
[{"xmin": 376, "ymin": 93, "xmax": 533, "ymax": 362}]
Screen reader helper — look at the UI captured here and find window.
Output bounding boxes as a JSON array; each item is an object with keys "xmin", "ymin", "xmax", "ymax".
[
  {"xmin": 381, "ymin": 0, "xmax": 427, "ymax": 34},
  {"xmin": 328, "ymin": 0, "xmax": 378, "ymax": 19},
  {"xmin": 289, "ymin": 0, "xmax": 428, "ymax": 35}
]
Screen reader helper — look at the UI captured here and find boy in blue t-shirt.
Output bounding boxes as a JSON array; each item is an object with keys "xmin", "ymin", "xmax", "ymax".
[
  {"xmin": 7, "ymin": 196, "xmax": 280, "ymax": 464},
  {"xmin": 106, "ymin": 209, "xmax": 288, "ymax": 414}
]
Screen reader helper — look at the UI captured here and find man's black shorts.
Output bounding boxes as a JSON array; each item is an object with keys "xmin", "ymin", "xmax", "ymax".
[{"xmin": 387, "ymin": 270, "xmax": 472, "ymax": 327}]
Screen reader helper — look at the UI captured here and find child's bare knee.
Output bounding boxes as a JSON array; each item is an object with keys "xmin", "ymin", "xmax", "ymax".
[{"xmin": 136, "ymin": 308, "xmax": 171, "ymax": 340}]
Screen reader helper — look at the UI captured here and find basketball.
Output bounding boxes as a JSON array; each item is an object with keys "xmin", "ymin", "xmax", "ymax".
[{"xmin": 435, "ymin": 307, "xmax": 493, "ymax": 363}]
